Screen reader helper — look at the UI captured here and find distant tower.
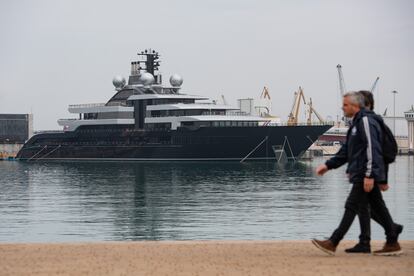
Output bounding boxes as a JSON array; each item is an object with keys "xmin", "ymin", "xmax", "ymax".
[{"xmin": 405, "ymin": 105, "xmax": 414, "ymax": 154}]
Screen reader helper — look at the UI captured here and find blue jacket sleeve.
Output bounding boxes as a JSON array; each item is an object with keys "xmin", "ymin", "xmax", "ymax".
[
  {"xmin": 361, "ymin": 116, "xmax": 385, "ymax": 181},
  {"xmin": 325, "ymin": 142, "xmax": 348, "ymax": 170}
]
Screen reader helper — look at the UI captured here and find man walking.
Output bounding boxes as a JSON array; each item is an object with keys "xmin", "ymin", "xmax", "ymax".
[
  {"xmin": 344, "ymin": 90, "xmax": 403, "ymax": 253},
  {"xmin": 312, "ymin": 91, "xmax": 402, "ymax": 256}
]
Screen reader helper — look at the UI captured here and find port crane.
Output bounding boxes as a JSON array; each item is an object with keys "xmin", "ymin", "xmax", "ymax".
[
  {"xmin": 370, "ymin": 77, "xmax": 380, "ymax": 93},
  {"xmin": 255, "ymin": 86, "xmax": 272, "ymax": 116},
  {"xmin": 337, "ymin": 64, "xmax": 347, "ymax": 96},
  {"xmin": 307, "ymin": 97, "xmax": 325, "ymax": 125},
  {"xmin": 337, "ymin": 64, "xmax": 352, "ymax": 125},
  {"xmin": 370, "ymin": 76, "xmax": 380, "ymax": 112},
  {"xmin": 288, "ymin": 87, "xmax": 325, "ymax": 126},
  {"xmin": 288, "ymin": 87, "xmax": 306, "ymax": 125},
  {"xmin": 260, "ymin": 86, "xmax": 271, "ymax": 100}
]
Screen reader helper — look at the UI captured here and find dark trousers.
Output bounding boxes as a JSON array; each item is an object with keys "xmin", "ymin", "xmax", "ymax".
[
  {"xmin": 357, "ymin": 204, "xmax": 397, "ymax": 244},
  {"xmin": 330, "ymin": 182, "xmax": 397, "ymax": 246}
]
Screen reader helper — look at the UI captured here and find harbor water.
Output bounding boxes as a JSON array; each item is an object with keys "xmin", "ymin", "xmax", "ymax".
[{"xmin": 0, "ymin": 156, "xmax": 413, "ymax": 242}]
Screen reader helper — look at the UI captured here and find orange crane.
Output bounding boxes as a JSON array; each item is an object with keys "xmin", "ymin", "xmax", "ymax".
[
  {"xmin": 307, "ymin": 97, "xmax": 325, "ymax": 125},
  {"xmin": 287, "ymin": 87, "xmax": 306, "ymax": 125},
  {"xmin": 260, "ymin": 86, "xmax": 271, "ymax": 100},
  {"xmin": 255, "ymin": 86, "xmax": 272, "ymax": 116}
]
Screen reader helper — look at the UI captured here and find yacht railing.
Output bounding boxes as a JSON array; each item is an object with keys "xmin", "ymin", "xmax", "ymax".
[
  {"xmin": 226, "ymin": 111, "xmax": 250, "ymax": 116},
  {"xmin": 148, "ymin": 111, "xmax": 251, "ymax": 118},
  {"xmin": 69, "ymin": 103, "xmax": 106, "ymax": 108},
  {"xmin": 275, "ymin": 122, "xmax": 335, "ymax": 126},
  {"xmin": 34, "ymin": 130, "xmax": 64, "ymax": 134}
]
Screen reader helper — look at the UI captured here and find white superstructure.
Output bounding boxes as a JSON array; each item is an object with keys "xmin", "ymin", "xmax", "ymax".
[{"xmin": 58, "ymin": 85, "xmax": 270, "ymax": 131}]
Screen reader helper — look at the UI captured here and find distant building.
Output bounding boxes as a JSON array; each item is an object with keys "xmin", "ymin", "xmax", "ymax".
[
  {"xmin": 405, "ymin": 106, "xmax": 414, "ymax": 154},
  {"xmin": 0, "ymin": 114, "xmax": 33, "ymax": 143}
]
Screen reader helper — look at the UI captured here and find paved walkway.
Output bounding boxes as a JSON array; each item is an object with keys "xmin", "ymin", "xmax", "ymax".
[{"xmin": 1, "ymin": 241, "xmax": 413, "ymax": 275}]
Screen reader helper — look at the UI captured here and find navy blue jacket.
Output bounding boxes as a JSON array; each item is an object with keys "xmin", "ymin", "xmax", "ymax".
[{"xmin": 325, "ymin": 109, "xmax": 385, "ymax": 183}]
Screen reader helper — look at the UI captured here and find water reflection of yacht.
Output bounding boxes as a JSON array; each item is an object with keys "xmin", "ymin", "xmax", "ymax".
[{"xmin": 17, "ymin": 49, "xmax": 331, "ymax": 161}]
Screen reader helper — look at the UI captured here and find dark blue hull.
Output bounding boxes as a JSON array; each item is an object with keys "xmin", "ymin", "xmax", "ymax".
[{"xmin": 16, "ymin": 125, "xmax": 331, "ymax": 161}]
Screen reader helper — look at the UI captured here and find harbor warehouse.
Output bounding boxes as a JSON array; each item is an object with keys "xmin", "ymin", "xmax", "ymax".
[{"xmin": 0, "ymin": 114, "xmax": 33, "ymax": 143}]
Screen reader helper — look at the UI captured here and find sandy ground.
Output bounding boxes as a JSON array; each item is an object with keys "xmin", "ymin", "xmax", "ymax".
[{"xmin": 0, "ymin": 240, "xmax": 413, "ymax": 276}]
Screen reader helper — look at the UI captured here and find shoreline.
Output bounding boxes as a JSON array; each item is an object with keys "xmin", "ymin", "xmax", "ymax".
[{"xmin": 1, "ymin": 240, "xmax": 413, "ymax": 275}]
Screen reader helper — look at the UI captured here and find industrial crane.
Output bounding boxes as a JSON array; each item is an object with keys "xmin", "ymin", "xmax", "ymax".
[
  {"xmin": 337, "ymin": 64, "xmax": 347, "ymax": 96},
  {"xmin": 370, "ymin": 77, "xmax": 380, "ymax": 93},
  {"xmin": 337, "ymin": 64, "xmax": 352, "ymax": 125},
  {"xmin": 288, "ymin": 87, "xmax": 306, "ymax": 126},
  {"xmin": 307, "ymin": 98, "xmax": 325, "ymax": 125},
  {"xmin": 255, "ymin": 86, "xmax": 272, "ymax": 116},
  {"xmin": 261, "ymin": 86, "xmax": 271, "ymax": 100}
]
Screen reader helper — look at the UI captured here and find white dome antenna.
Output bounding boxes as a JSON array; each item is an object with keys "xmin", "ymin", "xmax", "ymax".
[
  {"xmin": 140, "ymin": 72, "xmax": 155, "ymax": 88},
  {"xmin": 112, "ymin": 76, "xmax": 126, "ymax": 91},
  {"xmin": 170, "ymin": 74, "xmax": 183, "ymax": 87}
]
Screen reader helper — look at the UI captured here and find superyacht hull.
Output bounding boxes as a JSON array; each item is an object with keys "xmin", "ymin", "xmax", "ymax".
[{"xmin": 16, "ymin": 125, "xmax": 331, "ymax": 161}]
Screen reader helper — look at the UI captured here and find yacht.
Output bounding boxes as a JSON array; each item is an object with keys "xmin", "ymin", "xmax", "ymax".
[{"xmin": 17, "ymin": 49, "xmax": 332, "ymax": 161}]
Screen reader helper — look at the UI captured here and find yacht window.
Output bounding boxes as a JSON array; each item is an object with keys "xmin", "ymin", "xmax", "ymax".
[
  {"xmin": 151, "ymin": 110, "xmax": 161, "ymax": 117},
  {"xmin": 185, "ymin": 110, "xmax": 201, "ymax": 116},
  {"xmin": 181, "ymin": 121, "xmax": 193, "ymax": 126}
]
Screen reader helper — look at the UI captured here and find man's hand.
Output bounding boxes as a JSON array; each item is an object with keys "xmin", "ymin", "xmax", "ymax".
[
  {"xmin": 379, "ymin": 184, "xmax": 389, "ymax": 191},
  {"xmin": 364, "ymin": 177, "xmax": 374, "ymax": 192},
  {"xmin": 316, "ymin": 164, "xmax": 328, "ymax": 176}
]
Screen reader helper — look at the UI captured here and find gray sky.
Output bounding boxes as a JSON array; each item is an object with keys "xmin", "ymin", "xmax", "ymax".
[{"xmin": 1, "ymin": 0, "xmax": 413, "ymax": 130}]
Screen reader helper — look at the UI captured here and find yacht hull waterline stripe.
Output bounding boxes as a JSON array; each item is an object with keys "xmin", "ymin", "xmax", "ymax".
[{"xmin": 19, "ymin": 157, "xmax": 285, "ymax": 162}]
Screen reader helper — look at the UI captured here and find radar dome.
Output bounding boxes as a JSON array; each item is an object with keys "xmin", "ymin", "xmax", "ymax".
[
  {"xmin": 140, "ymin": 72, "xmax": 155, "ymax": 87},
  {"xmin": 112, "ymin": 76, "xmax": 126, "ymax": 89},
  {"xmin": 170, "ymin": 74, "xmax": 183, "ymax": 87}
]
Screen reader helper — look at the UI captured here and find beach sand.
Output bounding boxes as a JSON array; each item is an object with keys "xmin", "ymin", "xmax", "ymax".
[{"xmin": 1, "ymin": 240, "xmax": 413, "ymax": 276}]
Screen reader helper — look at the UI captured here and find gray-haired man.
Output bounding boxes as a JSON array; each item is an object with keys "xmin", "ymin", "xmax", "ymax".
[{"xmin": 312, "ymin": 92, "xmax": 402, "ymax": 256}]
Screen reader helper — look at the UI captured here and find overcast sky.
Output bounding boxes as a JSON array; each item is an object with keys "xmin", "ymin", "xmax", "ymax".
[{"xmin": 0, "ymin": 0, "xmax": 413, "ymax": 130}]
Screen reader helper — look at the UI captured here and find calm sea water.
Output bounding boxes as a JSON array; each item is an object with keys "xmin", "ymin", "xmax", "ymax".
[{"xmin": 0, "ymin": 157, "xmax": 413, "ymax": 242}]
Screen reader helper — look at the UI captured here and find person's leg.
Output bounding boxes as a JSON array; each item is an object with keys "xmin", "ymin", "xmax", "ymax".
[
  {"xmin": 368, "ymin": 184, "xmax": 403, "ymax": 255},
  {"xmin": 370, "ymin": 206, "xmax": 384, "ymax": 225},
  {"xmin": 329, "ymin": 209, "xmax": 356, "ymax": 246},
  {"xmin": 368, "ymin": 185, "xmax": 396, "ymax": 243},
  {"xmin": 371, "ymin": 198, "xmax": 403, "ymax": 238},
  {"xmin": 357, "ymin": 204, "xmax": 371, "ymax": 244},
  {"xmin": 330, "ymin": 182, "xmax": 369, "ymax": 246},
  {"xmin": 345, "ymin": 204, "xmax": 371, "ymax": 253},
  {"xmin": 313, "ymin": 182, "xmax": 370, "ymax": 255}
]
